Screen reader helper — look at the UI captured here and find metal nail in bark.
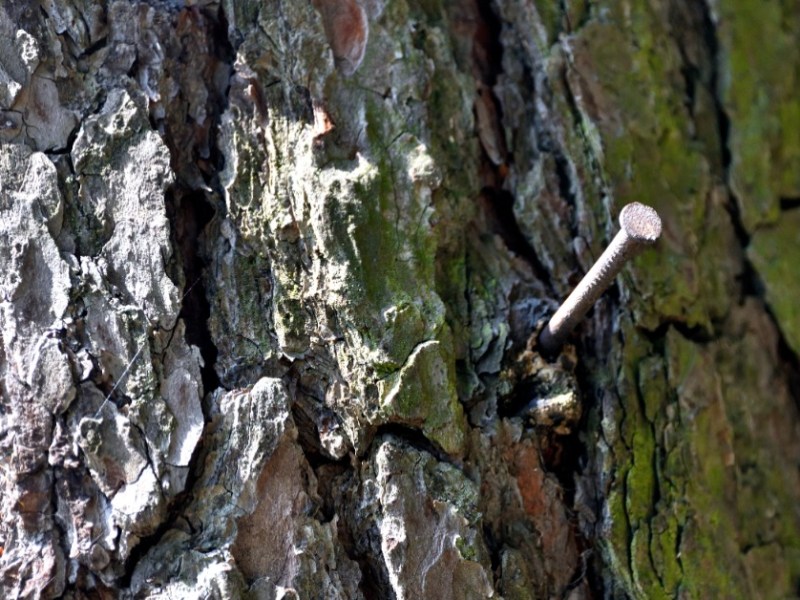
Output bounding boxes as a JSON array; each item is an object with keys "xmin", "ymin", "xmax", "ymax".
[{"xmin": 538, "ymin": 202, "xmax": 662, "ymax": 357}]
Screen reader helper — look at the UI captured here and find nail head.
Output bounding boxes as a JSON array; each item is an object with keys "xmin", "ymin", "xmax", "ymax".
[{"xmin": 620, "ymin": 202, "xmax": 662, "ymax": 243}]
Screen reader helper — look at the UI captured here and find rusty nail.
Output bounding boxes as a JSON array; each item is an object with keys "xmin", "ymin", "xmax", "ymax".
[{"xmin": 538, "ymin": 202, "xmax": 662, "ymax": 357}]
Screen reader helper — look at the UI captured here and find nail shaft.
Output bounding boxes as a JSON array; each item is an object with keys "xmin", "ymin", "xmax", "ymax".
[{"xmin": 538, "ymin": 202, "xmax": 662, "ymax": 356}]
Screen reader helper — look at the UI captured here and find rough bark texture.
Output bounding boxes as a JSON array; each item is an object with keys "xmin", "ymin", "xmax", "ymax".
[{"xmin": 0, "ymin": 0, "xmax": 798, "ymax": 599}]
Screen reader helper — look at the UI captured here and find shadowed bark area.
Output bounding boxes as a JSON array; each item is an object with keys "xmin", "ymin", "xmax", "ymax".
[{"xmin": 0, "ymin": 1, "xmax": 798, "ymax": 598}]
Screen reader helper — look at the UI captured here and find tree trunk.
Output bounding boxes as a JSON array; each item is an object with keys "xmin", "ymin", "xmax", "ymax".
[{"xmin": 1, "ymin": 0, "xmax": 798, "ymax": 598}]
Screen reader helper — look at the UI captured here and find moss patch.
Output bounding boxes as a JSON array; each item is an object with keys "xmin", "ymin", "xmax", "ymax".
[{"xmin": 747, "ymin": 209, "xmax": 800, "ymax": 355}]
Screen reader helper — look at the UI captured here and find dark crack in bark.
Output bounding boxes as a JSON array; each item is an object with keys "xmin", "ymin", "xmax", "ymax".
[{"xmin": 119, "ymin": 3, "xmax": 234, "ymax": 586}]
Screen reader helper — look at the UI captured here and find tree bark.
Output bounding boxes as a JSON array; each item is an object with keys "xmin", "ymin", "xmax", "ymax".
[{"xmin": 1, "ymin": 0, "xmax": 798, "ymax": 598}]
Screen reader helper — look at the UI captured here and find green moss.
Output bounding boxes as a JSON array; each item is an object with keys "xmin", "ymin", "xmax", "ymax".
[
  {"xmin": 747, "ymin": 210, "xmax": 800, "ymax": 355},
  {"xmin": 378, "ymin": 339, "xmax": 466, "ymax": 456},
  {"xmin": 777, "ymin": 99, "xmax": 800, "ymax": 194},
  {"xmin": 719, "ymin": 0, "xmax": 800, "ymax": 230},
  {"xmin": 743, "ymin": 544, "xmax": 793, "ymax": 599},
  {"xmin": 531, "ymin": 0, "xmax": 562, "ymax": 47},
  {"xmin": 338, "ymin": 150, "xmax": 446, "ymax": 371},
  {"xmin": 660, "ymin": 330, "xmax": 752, "ymax": 597},
  {"xmin": 604, "ymin": 487, "xmax": 634, "ymax": 593},
  {"xmin": 649, "ymin": 513, "xmax": 682, "ymax": 596},
  {"xmin": 455, "ymin": 535, "xmax": 478, "ymax": 562},
  {"xmin": 605, "ymin": 322, "xmax": 782, "ymax": 598},
  {"xmin": 349, "ymin": 171, "xmax": 399, "ymax": 306},
  {"xmin": 574, "ymin": 1, "xmax": 800, "ymax": 595},
  {"xmin": 566, "ymin": 13, "xmax": 746, "ymax": 335},
  {"xmin": 679, "ymin": 515, "xmax": 749, "ymax": 598},
  {"xmin": 626, "ymin": 427, "xmax": 655, "ymax": 526},
  {"xmin": 604, "ymin": 322, "xmax": 665, "ymax": 598},
  {"xmin": 664, "ymin": 328, "xmax": 699, "ymax": 393},
  {"xmin": 630, "ymin": 525, "xmax": 668, "ymax": 600}
]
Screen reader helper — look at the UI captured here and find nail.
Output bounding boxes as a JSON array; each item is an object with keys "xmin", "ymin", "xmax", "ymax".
[{"xmin": 538, "ymin": 202, "xmax": 662, "ymax": 357}]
